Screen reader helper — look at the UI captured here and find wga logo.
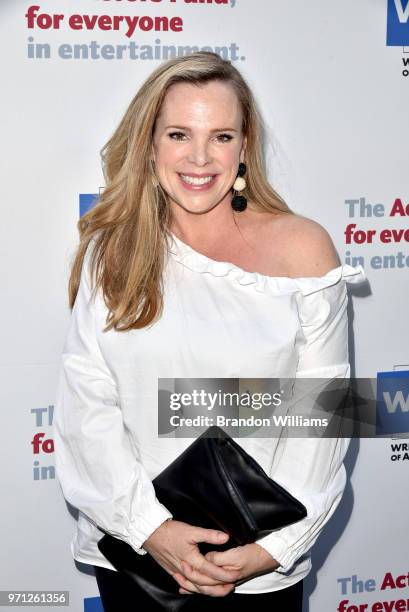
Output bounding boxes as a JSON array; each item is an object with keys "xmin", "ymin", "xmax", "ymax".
[
  {"xmin": 387, "ymin": 0, "xmax": 409, "ymax": 45},
  {"xmin": 376, "ymin": 370, "xmax": 409, "ymax": 435}
]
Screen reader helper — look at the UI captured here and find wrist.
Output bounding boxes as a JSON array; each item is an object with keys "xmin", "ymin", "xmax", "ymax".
[
  {"xmin": 253, "ymin": 543, "xmax": 280, "ymax": 572},
  {"xmin": 143, "ymin": 518, "xmax": 173, "ymax": 552}
]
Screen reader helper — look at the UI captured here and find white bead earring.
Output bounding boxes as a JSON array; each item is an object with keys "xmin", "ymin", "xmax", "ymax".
[{"xmin": 231, "ymin": 163, "xmax": 247, "ymax": 211}]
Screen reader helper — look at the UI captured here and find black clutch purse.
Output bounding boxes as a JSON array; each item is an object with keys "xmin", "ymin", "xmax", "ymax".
[{"xmin": 97, "ymin": 426, "xmax": 306, "ymax": 610}]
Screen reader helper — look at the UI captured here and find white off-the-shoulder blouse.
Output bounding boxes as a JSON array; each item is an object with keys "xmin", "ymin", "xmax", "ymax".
[{"xmin": 53, "ymin": 232, "xmax": 366, "ymax": 594}]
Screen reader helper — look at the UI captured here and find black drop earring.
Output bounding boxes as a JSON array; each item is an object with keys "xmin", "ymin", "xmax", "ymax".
[{"xmin": 231, "ymin": 162, "xmax": 247, "ymax": 212}]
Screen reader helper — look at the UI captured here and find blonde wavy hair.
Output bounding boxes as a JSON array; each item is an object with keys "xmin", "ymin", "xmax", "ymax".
[{"xmin": 69, "ymin": 51, "xmax": 293, "ymax": 331}]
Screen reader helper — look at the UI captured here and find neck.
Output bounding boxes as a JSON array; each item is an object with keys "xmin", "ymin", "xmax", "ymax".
[{"xmin": 169, "ymin": 198, "xmax": 244, "ymax": 248}]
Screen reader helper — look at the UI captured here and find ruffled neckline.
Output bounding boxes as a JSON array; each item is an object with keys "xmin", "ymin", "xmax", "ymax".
[{"xmin": 167, "ymin": 232, "xmax": 366, "ymax": 296}]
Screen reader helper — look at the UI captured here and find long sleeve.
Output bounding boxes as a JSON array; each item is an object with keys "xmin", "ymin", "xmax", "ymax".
[
  {"xmin": 255, "ymin": 265, "xmax": 365, "ymax": 572},
  {"xmin": 53, "ymin": 241, "xmax": 172, "ymax": 555}
]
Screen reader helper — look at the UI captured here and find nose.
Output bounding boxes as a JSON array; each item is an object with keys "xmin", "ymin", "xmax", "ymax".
[{"xmin": 186, "ymin": 138, "xmax": 212, "ymax": 167}]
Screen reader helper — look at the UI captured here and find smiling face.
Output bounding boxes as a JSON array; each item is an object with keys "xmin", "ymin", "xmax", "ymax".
[{"xmin": 152, "ymin": 80, "xmax": 246, "ymax": 216}]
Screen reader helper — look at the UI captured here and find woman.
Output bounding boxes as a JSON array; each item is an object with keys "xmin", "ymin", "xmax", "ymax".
[{"xmin": 53, "ymin": 52, "xmax": 365, "ymax": 611}]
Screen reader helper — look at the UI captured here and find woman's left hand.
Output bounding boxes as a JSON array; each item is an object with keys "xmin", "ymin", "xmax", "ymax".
[{"xmin": 173, "ymin": 543, "xmax": 280, "ymax": 596}]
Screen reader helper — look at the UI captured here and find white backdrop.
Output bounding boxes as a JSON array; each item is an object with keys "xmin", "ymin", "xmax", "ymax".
[{"xmin": 1, "ymin": 1, "xmax": 408, "ymax": 610}]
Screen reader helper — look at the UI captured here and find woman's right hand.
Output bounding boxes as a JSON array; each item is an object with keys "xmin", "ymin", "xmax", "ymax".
[{"xmin": 142, "ymin": 519, "xmax": 240, "ymax": 596}]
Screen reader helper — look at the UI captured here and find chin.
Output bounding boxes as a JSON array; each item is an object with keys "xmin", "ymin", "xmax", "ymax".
[
  {"xmin": 178, "ymin": 200, "xmax": 221, "ymax": 215},
  {"xmin": 170, "ymin": 194, "xmax": 223, "ymax": 215}
]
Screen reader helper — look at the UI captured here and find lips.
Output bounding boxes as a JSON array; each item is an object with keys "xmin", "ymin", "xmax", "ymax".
[
  {"xmin": 178, "ymin": 173, "xmax": 218, "ymax": 191},
  {"xmin": 179, "ymin": 173, "xmax": 217, "ymax": 177},
  {"xmin": 179, "ymin": 174, "xmax": 216, "ymax": 185}
]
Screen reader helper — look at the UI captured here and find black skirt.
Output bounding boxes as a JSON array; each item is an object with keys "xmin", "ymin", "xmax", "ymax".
[{"xmin": 94, "ymin": 565, "xmax": 303, "ymax": 612}]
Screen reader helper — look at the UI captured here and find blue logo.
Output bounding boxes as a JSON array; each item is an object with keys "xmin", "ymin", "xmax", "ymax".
[
  {"xmin": 387, "ymin": 0, "xmax": 409, "ymax": 46},
  {"xmin": 84, "ymin": 596, "xmax": 103, "ymax": 612},
  {"xmin": 79, "ymin": 193, "xmax": 99, "ymax": 217},
  {"xmin": 376, "ymin": 370, "xmax": 409, "ymax": 435}
]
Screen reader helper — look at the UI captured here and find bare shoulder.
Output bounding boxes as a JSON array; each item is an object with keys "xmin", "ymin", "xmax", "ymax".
[{"xmin": 259, "ymin": 212, "xmax": 341, "ymax": 278}]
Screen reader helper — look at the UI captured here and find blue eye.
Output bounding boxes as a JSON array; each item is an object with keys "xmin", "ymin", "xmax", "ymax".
[
  {"xmin": 217, "ymin": 134, "xmax": 233, "ymax": 143},
  {"xmin": 169, "ymin": 132, "xmax": 186, "ymax": 141}
]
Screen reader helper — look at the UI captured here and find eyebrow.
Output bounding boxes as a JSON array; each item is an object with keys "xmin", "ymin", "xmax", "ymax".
[{"xmin": 164, "ymin": 126, "xmax": 238, "ymax": 132}]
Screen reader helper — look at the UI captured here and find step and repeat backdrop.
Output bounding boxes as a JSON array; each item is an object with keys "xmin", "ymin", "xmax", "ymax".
[{"xmin": 1, "ymin": 1, "xmax": 408, "ymax": 610}]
